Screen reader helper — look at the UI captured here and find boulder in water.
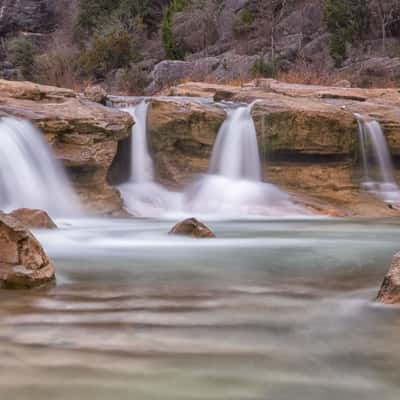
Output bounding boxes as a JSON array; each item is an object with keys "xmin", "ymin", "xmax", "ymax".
[
  {"xmin": 169, "ymin": 218, "xmax": 216, "ymax": 238},
  {"xmin": 9, "ymin": 208, "xmax": 57, "ymax": 230},
  {"xmin": 0, "ymin": 212, "xmax": 55, "ymax": 288},
  {"xmin": 377, "ymin": 252, "xmax": 400, "ymax": 304}
]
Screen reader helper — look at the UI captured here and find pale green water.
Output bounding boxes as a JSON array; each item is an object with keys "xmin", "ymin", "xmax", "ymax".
[{"xmin": 0, "ymin": 218, "xmax": 400, "ymax": 400}]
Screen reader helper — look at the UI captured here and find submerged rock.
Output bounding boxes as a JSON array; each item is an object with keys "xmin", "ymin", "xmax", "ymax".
[
  {"xmin": 0, "ymin": 213, "xmax": 55, "ymax": 288},
  {"xmin": 169, "ymin": 218, "xmax": 216, "ymax": 238},
  {"xmin": 376, "ymin": 252, "xmax": 400, "ymax": 304},
  {"xmin": 9, "ymin": 208, "xmax": 57, "ymax": 230}
]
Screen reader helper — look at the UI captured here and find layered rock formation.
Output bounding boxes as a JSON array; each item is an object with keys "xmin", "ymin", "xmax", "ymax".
[
  {"xmin": 147, "ymin": 80, "xmax": 400, "ymax": 216},
  {"xmin": 0, "ymin": 212, "xmax": 55, "ymax": 288},
  {"xmin": 0, "ymin": 79, "xmax": 133, "ymax": 214}
]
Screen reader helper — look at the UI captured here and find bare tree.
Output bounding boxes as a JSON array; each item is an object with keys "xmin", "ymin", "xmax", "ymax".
[{"xmin": 371, "ymin": 0, "xmax": 400, "ymax": 53}]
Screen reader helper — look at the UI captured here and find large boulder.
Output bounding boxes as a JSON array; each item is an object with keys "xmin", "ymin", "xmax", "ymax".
[
  {"xmin": 376, "ymin": 252, "xmax": 400, "ymax": 304},
  {"xmin": 0, "ymin": 212, "xmax": 55, "ymax": 288},
  {"xmin": 0, "ymin": 80, "xmax": 133, "ymax": 214},
  {"xmin": 169, "ymin": 218, "xmax": 216, "ymax": 238},
  {"xmin": 8, "ymin": 208, "xmax": 57, "ymax": 229}
]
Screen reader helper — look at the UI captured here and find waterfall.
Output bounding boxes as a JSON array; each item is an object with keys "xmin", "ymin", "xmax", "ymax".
[
  {"xmin": 118, "ymin": 102, "xmax": 182, "ymax": 216},
  {"xmin": 116, "ymin": 100, "xmax": 306, "ymax": 218},
  {"xmin": 185, "ymin": 103, "xmax": 306, "ymax": 217},
  {"xmin": 127, "ymin": 102, "xmax": 154, "ymax": 183},
  {"xmin": 209, "ymin": 104, "xmax": 262, "ymax": 181},
  {"xmin": 355, "ymin": 114, "xmax": 400, "ymax": 204},
  {"xmin": 0, "ymin": 117, "xmax": 80, "ymax": 216}
]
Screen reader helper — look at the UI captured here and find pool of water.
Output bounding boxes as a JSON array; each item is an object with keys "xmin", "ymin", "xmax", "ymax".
[{"xmin": 0, "ymin": 217, "xmax": 400, "ymax": 400}]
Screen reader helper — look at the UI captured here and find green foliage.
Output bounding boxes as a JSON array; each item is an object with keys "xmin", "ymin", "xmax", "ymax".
[
  {"xmin": 251, "ymin": 56, "xmax": 280, "ymax": 78},
  {"xmin": 233, "ymin": 9, "xmax": 255, "ymax": 37},
  {"xmin": 8, "ymin": 36, "xmax": 35, "ymax": 79},
  {"xmin": 323, "ymin": 0, "xmax": 368, "ymax": 66},
  {"xmin": 161, "ymin": 1, "xmax": 187, "ymax": 60},
  {"xmin": 79, "ymin": 25, "xmax": 142, "ymax": 78}
]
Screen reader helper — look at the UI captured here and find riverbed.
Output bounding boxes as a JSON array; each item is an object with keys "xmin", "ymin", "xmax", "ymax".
[{"xmin": 0, "ymin": 218, "xmax": 399, "ymax": 400}]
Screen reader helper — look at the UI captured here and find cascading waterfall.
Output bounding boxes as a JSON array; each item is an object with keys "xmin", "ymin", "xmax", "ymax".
[
  {"xmin": 118, "ymin": 102, "xmax": 182, "ymax": 216},
  {"xmin": 117, "ymin": 100, "xmax": 306, "ymax": 218},
  {"xmin": 185, "ymin": 103, "xmax": 305, "ymax": 216},
  {"xmin": 355, "ymin": 114, "xmax": 400, "ymax": 204},
  {"xmin": 0, "ymin": 117, "xmax": 80, "ymax": 216}
]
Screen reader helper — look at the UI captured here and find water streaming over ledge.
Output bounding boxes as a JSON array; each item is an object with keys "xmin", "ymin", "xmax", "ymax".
[
  {"xmin": 118, "ymin": 101, "xmax": 306, "ymax": 218},
  {"xmin": 355, "ymin": 114, "xmax": 400, "ymax": 204},
  {"xmin": 0, "ymin": 117, "xmax": 80, "ymax": 216}
]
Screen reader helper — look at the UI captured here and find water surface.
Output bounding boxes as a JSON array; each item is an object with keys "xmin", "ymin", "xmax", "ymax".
[{"xmin": 0, "ymin": 218, "xmax": 399, "ymax": 400}]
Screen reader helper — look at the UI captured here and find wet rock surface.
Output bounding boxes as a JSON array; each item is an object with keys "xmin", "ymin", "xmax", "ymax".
[
  {"xmin": 0, "ymin": 80, "xmax": 133, "ymax": 214},
  {"xmin": 377, "ymin": 252, "xmax": 400, "ymax": 304},
  {"xmin": 169, "ymin": 218, "xmax": 216, "ymax": 238},
  {"xmin": 0, "ymin": 212, "xmax": 55, "ymax": 289},
  {"xmin": 8, "ymin": 208, "xmax": 57, "ymax": 230}
]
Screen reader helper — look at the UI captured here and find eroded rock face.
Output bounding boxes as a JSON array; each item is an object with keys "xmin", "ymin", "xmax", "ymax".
[
  {"xmin": 152, "ymin": 80, "xmax": 400, "ymax": 217},
  {"xmin": 0, "ymin": 80, "xmax": 133, "ymax": 214},
  {"xmin": 147, "ymin": 98, "xmax": 226, "ymax": 185},
  {"xmin": 0, "ymin": 0, "xmax": 57, "ymax": 35},
  {"xmin": 84, "ymin": 85, "xmax": 108, "ymax": 105},
  {"xmin": 377, "ymin": 252, "xmax": 400, "ymax": 304},
  {"xmin": 0, "ymin": 212, "xmax": 55, "ymax": 288},
  {"xmin": 169, "ymin": 218, "xmax": 216, "ymax": 238},
  {"xmin": 9, "ymin": 208, "xmax": 57, "ymax": 230}
]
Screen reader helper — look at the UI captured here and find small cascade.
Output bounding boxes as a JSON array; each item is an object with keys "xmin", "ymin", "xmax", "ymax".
[
  {"xmin": 355, "ymin": 114, "xmax": 400, "ymax": 204},
  {"xmin": 118, "ymin": 102, "xmax": 181, "ymax": 216},
  {"xmin": 185, "ymin": 103, "xmax": 306, "ymax": 217},
  {"xmin": 0, "ymin": 117, "xmax": 80, "ymax": 216},
  {"xmin": 116, "ymin": 100, "xmax": 307, "ymax": 218},
  {"xmin": 209, "ymin": 103, "xmax": 262, "ymax": 181}
]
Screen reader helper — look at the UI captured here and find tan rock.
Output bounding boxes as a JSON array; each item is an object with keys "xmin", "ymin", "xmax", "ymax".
[
  {"xmin": 8, "ymin": 208, "xmax": 57, "ymax": 229},
  {"xmin": 84, "ymin": 85, "xmax": 108, "ymax": 104},
  {"xmin": 0, "ymin": 79, "xmax": 133, "ymax": 214},
  {"xmin": 169, "ymin": 218, "xmax": 216, "ymax": 238},
  {"xmin": 0, "ymin": 213, "xmax": 55, "ymax": 289},
  {"xmin": 376, "ymin": 252, "xmax": 400, "ymax": 304}
]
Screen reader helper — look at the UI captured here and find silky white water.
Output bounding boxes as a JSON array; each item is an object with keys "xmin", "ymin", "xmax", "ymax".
[
  {"xmin": 355, "ymin": 114, "xmax": 400, "ymax": 204},
  {"xmin": 0, "ymin": 117, "xmax": 80, "ymax": 215},
  {"xmin": 118, "ymin": 101, "xmax": 306, "ymax": 218},
  {"xmin": 185, "ymin": 103, "xmax": 305, "ymax": 216},
  {"xmin": 118, "ymin": 102, "xmax": 181, "ymax": 216}
]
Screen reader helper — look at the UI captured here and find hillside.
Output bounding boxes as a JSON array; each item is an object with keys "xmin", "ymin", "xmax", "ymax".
[{"xmin": 1, "ymin": 0, "xmax": 400, "ymax": 93}]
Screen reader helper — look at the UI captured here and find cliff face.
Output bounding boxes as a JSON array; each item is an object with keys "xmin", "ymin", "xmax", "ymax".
[
  {"xmin": 1, "ymin": 1, "xmax": 400, "ymax": 93},
  {"xmin": 0, "ymin": 0, "xmax": 57, "ymax": 35},
  {"xmin": 144, "ymin": 80, "xmax": 400, "ymax": 217},
  {"xmin": 0, "ymin": 80, "xmax": 133, "ymax": 214}
]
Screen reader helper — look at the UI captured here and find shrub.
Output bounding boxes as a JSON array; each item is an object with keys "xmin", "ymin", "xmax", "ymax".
[
  {"xmin": 233, "ymin": 9, "xmax": 255, "ymax": 37},
  {"xmin": 79, "ymin": 27, "xmax": 141, "ymax": 79},
  {"xmin": 251, "ymin": 56, "xmax": 280, "ymax": 78},
  {"xmin": 323, "ymin": 0, "xmax": 368, "ymax": 66},
  {"xmin": 8, "ymin": 36, "xmax": 35, "ymax": 79},
  {"xmin": 161, "ymin": 4, "xmax": 185, "ymax": 60}
]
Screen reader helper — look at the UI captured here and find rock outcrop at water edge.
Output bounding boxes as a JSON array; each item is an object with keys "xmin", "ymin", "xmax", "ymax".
[
  {"xmin": 9, "ymin": 208, "xmax": 57, "ymax": 230},
  {"xmin": 0, "ymin": 79, "xmax": 133, "ymax": 214},
  {"xmin": 0, "ymin": 212, "xmax": 55, "ymax": 288},
  {"xmin": 377, "ymin": 252, "xmax": 400, "ymax": 305}
]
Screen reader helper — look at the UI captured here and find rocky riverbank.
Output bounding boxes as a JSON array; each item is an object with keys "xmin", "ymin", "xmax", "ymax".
[{"xmin": 0, "ymin": 80, "xmax": 133, "ymax": 214}]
